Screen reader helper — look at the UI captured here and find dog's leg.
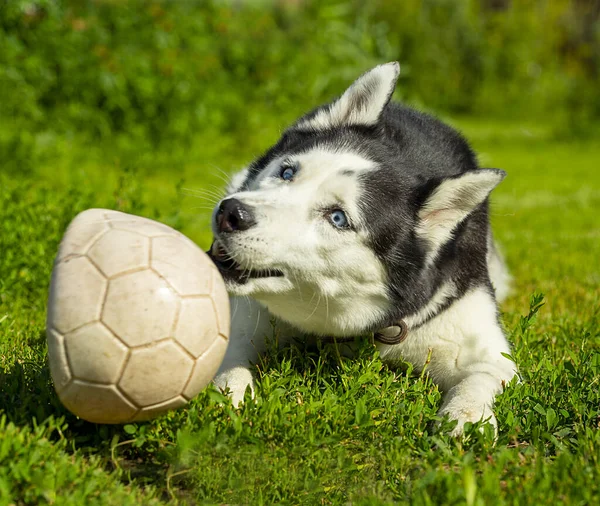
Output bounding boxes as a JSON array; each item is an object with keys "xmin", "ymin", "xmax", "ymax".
[
  {"xmin": 437, "ymin": 368, "xmax": 506, "ymax": 437},
  {"xmin": 434, "ymin": 314, "xmax": 516, "ymax": 437},
  {"xmin": 378, "ymin": 287, "xmax": 516, "ymax": 436},
  {"xmin": 213, "ymin": 296, "xmax": 272, "ymax": 405},
  {"xmin": 428, "ymin": 288, "xmax": 516, "ymax": 436}
]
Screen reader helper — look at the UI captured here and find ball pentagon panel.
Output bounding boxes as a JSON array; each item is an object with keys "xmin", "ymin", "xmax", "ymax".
[
  {"xmin": 101, "ymin": 269, "xmax": 179, "ymax": 348},
  {"xmin": 87, "ymin": 229, "xmax": 149, "ymax": 278},
  {"xmin": 47, "ymin": 256, "xmax": 107, "ymax": 335},
  {"xmin": 46, "ymin": 328, "xmax": 72, "ymax": 393},
  {"xmin": 64, "ymin": 322, "xmax": 129, "ymax": 384},
  {"xmin": 118, "ymin": 340, "xmax": 194, "ymax": 407},
  {"xmin": 174, "ymin": 298, "xmax": 220, "ymax": 358},
  {"xmin": 59, "ymin": 381, "xmax": 138, "ymax": 424},
  {"xmin": 151, "ymin": 235, "xmax": 213, "ymax": 296},
  {"xmin": 183, "ymin": 336, "xmax": 229, "ymax": 400},
  {"xmin": 211, "ymin": 271, "xmax": 231, "ymax": 336}
]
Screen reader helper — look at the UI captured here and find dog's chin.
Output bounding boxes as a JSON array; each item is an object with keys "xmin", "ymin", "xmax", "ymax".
[{"xmin": 226, "ymin": 276, "xmax": 294, "ymax": 298}]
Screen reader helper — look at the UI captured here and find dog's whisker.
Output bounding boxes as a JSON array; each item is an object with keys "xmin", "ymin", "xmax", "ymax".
[
  {"xmin": 185, "ymin": 196, "xmax": 220, "ymax": 205},
  {"xmin": 189, "ymin": 186, "xmax": 225, "ymax": 200},
  {"xmin": 181, "ymin": 186, "xmax": 223, "ymax": 197},
  {"xmin": 181, "ymin": 186, "xmax": 222, "ymax": 195},
  {"xmin": 252, "ymin": 301, "xmax": 262, "ymax": 344},
  {"xmin": 289, "ymin": 269, "xmax": 304, "ymax": 303},
  {"xmin": 181, "ymin": 189, "xmax": 223, "ymax": 203},
  {"xmin": 305, "ymin": 292, "xmax": 322, "ymax": 322},
  {"xmin": 181, "ymin": 197, "xmax": 220, "ymax": 208},
  {"xmin": 207, "ymin": 183, "xmax": 228, "ymax": 195},
  {"xmin": 305, "ymin": 290, "xmax": 317, "ymax": 309},
  {"xmin": 207, "ymin": 164, "xmax": 234, "ymax": 186}
]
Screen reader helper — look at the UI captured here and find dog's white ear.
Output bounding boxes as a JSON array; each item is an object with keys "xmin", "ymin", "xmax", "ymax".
[
  {"xmin": 417, "ymin": 169, "xmax": 505, "ymax": 257},
  {"xmin": 296, "ymin": 62, "xmax": 400, "ymax": 130}
]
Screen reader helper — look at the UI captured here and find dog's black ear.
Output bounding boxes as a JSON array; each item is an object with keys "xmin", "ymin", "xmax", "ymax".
[
  {"xmin": 417, "ymin": 169, "xmax": 505, "ymax": 260},
  {"xmin": 296, "ymin": 62, "xmax": 399, "ymax": 131}
]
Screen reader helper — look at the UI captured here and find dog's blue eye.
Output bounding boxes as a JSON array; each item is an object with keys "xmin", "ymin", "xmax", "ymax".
[
  {"xmin": 329, "ymin": 209, "xmax": 349, "ymax": 229},
  {"xmin": 280, "ymin": 165, "xmax": 297, "ymax": 181}
]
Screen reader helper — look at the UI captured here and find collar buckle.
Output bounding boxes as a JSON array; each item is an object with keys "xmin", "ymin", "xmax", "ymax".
[{"xmin": 374, "ymin": 320, "xmax": 408, "ymax": 345}]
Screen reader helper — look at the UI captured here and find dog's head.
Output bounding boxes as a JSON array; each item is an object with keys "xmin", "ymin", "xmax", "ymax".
[{"xmin": 209, "ymin": 63, "xmax": 504, "ymax": 336}]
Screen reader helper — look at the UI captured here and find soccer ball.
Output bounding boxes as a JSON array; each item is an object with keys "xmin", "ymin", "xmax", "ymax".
[{"xmin": 46, "ymin": 209, "xmax": 229, "ymax": 424}]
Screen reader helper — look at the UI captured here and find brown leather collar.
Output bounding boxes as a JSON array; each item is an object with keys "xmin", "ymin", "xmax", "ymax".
[{"xmin": 321, "ymin": 319, "xmax": 409, "ymax": 345}]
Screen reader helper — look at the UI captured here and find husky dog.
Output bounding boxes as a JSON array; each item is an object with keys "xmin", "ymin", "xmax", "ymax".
[{"xmin": 208, "ymin": 63, "xmax": 516, "ymax": 436}]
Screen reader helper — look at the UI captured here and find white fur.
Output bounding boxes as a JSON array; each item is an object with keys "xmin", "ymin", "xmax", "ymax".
[
  {"xmin": 487, "ymin": 233, "xmax": 512, "ymax": 303},
  {"xmin": 297, "ymin": 63, "xmax": 399, "ymax": 131}
]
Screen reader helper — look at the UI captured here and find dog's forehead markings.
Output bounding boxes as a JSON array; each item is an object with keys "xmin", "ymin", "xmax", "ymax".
[
  {"xmin": 292, "ymin": 147, "xmax": 376, "ymax": 174},
  {"xmin": 255, "ymin": 147, "xmax": 374, "ymax": 180},
  {"xmin": 289, "ymin": 148, "xmax": 376, "ymax": 219}
]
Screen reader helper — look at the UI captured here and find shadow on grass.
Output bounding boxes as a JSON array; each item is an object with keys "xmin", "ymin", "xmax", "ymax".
[
  {"xmin": 0, "ymin": 331, "xmax": 65, "ymax": 424},
  {"xmin": 0, "ymin": 329, "xmax": 200, "ymax": 502}
]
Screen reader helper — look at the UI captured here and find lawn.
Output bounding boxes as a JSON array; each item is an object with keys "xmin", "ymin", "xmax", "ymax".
[{"xmin": 0, "ymin": 118, "xmax": 599, "ymax": 504}]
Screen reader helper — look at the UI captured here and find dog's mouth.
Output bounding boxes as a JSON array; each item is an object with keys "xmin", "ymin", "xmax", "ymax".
[{"xmin": 207, "ymin": 241, "xmax": 285, "ymax": 283}]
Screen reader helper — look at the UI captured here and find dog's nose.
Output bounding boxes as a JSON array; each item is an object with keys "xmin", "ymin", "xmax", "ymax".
[{"xmin": 216, "ymin": 198, "xmax": 256, "ymax": 233}]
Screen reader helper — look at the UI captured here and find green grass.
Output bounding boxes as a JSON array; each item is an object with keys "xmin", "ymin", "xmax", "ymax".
[{"xmin": 1, "ymin": 119, "xmax": 599, "ymax": 505}]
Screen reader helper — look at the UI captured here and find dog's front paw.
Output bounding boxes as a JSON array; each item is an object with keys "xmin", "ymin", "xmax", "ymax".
[
  {"xmin": 438, "ymin": 400, "xmax": 497, "ymax": 438},
  {"xmin": 212, "ymin": 365, "xmax": 255, "ymax": 406}
]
